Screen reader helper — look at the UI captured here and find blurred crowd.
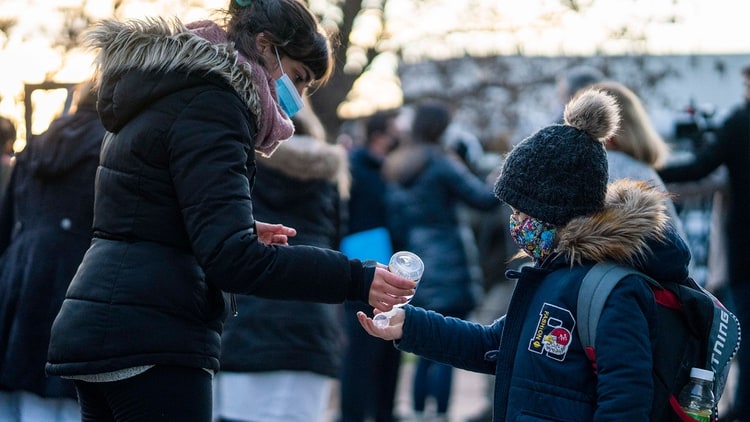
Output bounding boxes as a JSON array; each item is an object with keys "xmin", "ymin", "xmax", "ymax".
[{"xmin": 0, "ymin": 1, "xmax": 748, "ymax": 421}]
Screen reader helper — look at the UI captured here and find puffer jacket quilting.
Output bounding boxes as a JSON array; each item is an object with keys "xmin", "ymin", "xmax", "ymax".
[{"xmin": 46, "ymin": 18, "xmax": 367, "ymax": 377}]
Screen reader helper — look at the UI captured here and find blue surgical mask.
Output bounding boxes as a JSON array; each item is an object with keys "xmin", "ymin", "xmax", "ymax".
[{"xmin": 274, "ymin": 47, "xmax": 304, "ymax": 117}]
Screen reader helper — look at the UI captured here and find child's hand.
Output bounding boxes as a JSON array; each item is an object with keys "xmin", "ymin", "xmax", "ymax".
[{"xmin": 357, "ymin": 309, "xmax": 404, "ymax": 341}]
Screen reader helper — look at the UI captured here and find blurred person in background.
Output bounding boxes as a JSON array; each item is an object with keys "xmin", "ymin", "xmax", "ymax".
[
  {"xmin": 0, "ymin": 116, "xmax": 16, "ymax": 196},
  {"xmin": 214, "ymin": 104, "xmax": 350, "ymax": 422},
  {"xmin": 658, "ymin": 64, "xmax": 750, "ymax": 422},
  {"xmin": 441, "ymin": 122, "xmax": 490, "ymax": 305},
  {"xmin": 553, "ymin": 65, "xmax": 605, "ymax": 123},
  {"xmin": 589, "ymin": 80, "xmax": 688, "ymax": 242},
  {"xmin": 44, "ymin": 1, "xmax": 415, "ymax": 420},
  {"xmin": 441, "ymin": 123, "xmax": 485, "ymax": 175},
  {"xmin": 382, "ymin": 101, "xmax": 500, "ymax": 421},
  {"xmin": 339, "ymin": 109, "xmax": 404, "ymax": 422},
  {"xmin": 0, "ymin": 81, "xmax": 104, "ymax": 422}
]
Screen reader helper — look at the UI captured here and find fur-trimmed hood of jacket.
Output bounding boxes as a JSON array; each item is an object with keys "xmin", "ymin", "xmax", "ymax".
[
  {"xmin": 258, "ymin": 134, "xmax": 351, "ymax": 199},
  {"xmin": 554, "ymin": 179, "xmax": 691, "ymax": 282},
  {"xmin": 83, "ymin": 17, "xmax": 293, "ymax": 157}
]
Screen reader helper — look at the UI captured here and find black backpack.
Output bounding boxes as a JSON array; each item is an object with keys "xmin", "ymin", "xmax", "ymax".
[{"xmin": 576, "ymin": 262, "xmax": 741, "ymax": 421}]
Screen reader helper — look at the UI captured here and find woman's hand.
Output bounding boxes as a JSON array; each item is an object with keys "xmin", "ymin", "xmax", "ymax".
[
  {"xmin": 255, "ymin": 221, "xmax": 297, "ymax": 245},
  {"xmin": 368, "ymin": 266, "xmax": 416, "ymax": 311}
]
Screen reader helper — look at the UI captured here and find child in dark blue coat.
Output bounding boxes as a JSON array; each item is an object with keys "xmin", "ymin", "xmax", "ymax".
[{"xmin": 358, "ymin": 89, "xmax": 692, "ymax": 421}]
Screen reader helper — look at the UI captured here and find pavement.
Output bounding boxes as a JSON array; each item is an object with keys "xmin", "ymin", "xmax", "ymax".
[
  {"xmin": 393, "ymin": 357, "xmax": 491, "ymax": 421},
  {"xmin": 323, "ymin": 283, "xmax": 513, "ymax": 422},
  {"xmin": 325, "ymin": 352, "xmax": 741, "ymax": 422},
  {"xmin": 324, "ymin": 356, "xmax": 491, "ymax": 422}
]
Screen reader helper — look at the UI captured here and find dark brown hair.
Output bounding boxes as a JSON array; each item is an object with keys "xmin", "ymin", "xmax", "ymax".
[
  {"xmin": 224, "ymin": 0, "xmax": 333, "ymax": 85},
  {"xmin": 412, "ymin": 102, "xmax": 451, "ymax": 145}
]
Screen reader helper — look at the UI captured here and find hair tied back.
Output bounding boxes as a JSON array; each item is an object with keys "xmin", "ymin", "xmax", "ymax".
[{"xmin": 235, "ymin": 0, "xmax": 252, "ymax": 6}]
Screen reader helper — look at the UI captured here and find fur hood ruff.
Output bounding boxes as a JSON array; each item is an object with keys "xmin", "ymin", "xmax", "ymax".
[
  {"xmin": 83, "ymin": 17, "xmax": 293, "ymax": 157},
  {"xmin": 555, "ymin": 179, "xmax": 670, "ymax": 267},
  {"xmin": 259, "ymin": 135, "xmax": 351, "ymax": 199}
]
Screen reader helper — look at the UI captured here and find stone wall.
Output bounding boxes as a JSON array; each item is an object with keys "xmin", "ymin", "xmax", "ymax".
[{"xmin": 399, "ymin": 54, "xmax": 750, "ymax": 152}]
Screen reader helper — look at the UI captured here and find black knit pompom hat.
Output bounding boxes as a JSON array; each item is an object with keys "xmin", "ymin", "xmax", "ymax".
[{"xmin": 494, "ymin": 89, "xmax": 620, "ymax": 225}]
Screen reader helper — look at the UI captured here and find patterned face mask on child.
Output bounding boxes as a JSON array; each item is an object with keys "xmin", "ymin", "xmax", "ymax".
[
  {"xmin": 274, "ymin": 47, "xmax": 304, "ymax": 117},
  {"xmin": 509, "ymin": 214, "xmax": 557, "ymax": 261}
]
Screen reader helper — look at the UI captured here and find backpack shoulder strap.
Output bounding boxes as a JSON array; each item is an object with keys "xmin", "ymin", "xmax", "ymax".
[{"xmin": 576, "ymin": 262, "xmax": 660, "ymax": 352}]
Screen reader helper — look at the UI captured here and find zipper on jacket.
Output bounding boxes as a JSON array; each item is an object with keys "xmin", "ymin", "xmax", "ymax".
[{"xmin": 230, "ymin": 293, "xmax": 238, "ymax": 317}]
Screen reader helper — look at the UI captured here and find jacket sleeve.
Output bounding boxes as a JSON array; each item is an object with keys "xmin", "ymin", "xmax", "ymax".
[
  {"xmin": 397, "ymin": 305, "xmax": 500, "ymax": 375},
  {"xmin": 592, "ymin": 274, "xmax": 657, "ymax": 421},
  {"xmin": 658, "ymin": 109, "xmax": 737, "ymax": 183},
  {"xmin": 166, "ymin": 90, "xmax": 371, "ymax": 303},
  {"xmin": 439, "ymin": 155, "xmax": 500, "ymax": 211}
]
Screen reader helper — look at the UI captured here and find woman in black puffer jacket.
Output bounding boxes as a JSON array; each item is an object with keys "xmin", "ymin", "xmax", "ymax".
[{"xmin": 44, "ymin": 1, "xmax": 415, "ymax": 420}]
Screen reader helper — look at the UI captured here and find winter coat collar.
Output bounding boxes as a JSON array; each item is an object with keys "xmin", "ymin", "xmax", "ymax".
[
  {"xmin": 83, "ymin": 17, "xmax": 293, "ymax": 157},
  {"xmin": 553, "ymin": 179, "xmax": 690, "ymax": 282},
  {"xmin": 258, "ymin": 134, "xmax": 351, "ymax": 199}
]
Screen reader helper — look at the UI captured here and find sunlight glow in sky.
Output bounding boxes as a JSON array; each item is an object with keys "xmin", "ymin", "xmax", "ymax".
[
  {"xmin": 1, "ymin": 0, "xmax": 748, "ymax": 134},
  {"xmin": 386, "ymin": 0, "xmax": 749, "ymax": 60},
  {"xmin": 342, "ymin": 0, "xmax": 750, "ymax": 116}
]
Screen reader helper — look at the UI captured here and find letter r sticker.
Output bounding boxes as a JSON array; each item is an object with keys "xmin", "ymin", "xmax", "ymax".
[{"xmin": 528, "ymin": 303, "xmax": 576, "ymax": 361}]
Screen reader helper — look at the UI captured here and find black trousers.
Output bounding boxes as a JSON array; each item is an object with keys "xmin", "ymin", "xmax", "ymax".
[
  {"xmin": 74, "ymin": 365, "xmax": 212, "ymax": 421},
  {"xmin": 339, "ymin": 301, "xmax": 402, "ymax": 422}
]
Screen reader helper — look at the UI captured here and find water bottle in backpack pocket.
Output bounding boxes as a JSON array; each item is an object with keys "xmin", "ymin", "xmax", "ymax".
[{"xmin": 576, "ymin": 262, "xmax": 741, "ymax": 422}]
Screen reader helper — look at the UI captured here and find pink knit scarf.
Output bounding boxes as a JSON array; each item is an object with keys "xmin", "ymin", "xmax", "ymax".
[{"xmin": 187, "ymin": 20, "xmax": 293, "ymax": 157}]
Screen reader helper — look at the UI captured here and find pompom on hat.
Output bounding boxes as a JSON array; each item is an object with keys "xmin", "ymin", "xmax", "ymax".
[{"xmin": 494, "ymin": 89, "xmax": 620, "ymax": 225}]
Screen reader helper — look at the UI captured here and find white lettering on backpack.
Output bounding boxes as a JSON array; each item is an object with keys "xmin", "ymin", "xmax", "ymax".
[{"xmin": 711, "ymin": 309, "xmax": 730, "ymax": 367}]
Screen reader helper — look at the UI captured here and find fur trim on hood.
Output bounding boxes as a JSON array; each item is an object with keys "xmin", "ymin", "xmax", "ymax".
[
  {"xmin": 258, "ymin": 135, "xmax": 351, "ymax": 199},
  {"xmin": 556, "ymin": 179, "xmax": 670, "ymax": 267},
  {"xmin": 82, "ymin": 17, "xmax": 293, "ymax": 157}
]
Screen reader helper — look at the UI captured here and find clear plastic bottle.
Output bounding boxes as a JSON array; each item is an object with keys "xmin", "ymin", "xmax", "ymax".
[
  {"xmin": 677, "ymin": 367, "xmax": 715, "ymax": 422},
  {"xmin": 372, "ymin": 251, "xmax": 424, "ymax": 328}
]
